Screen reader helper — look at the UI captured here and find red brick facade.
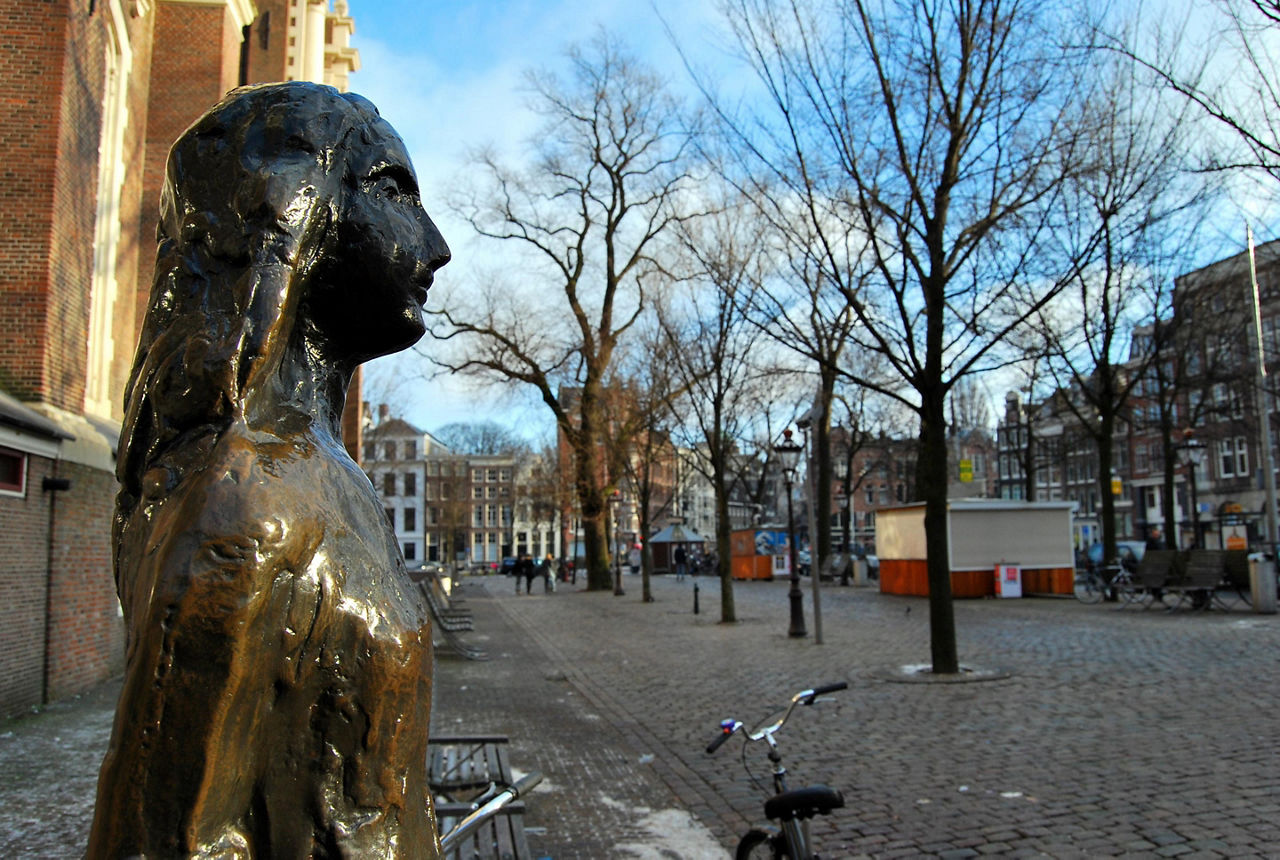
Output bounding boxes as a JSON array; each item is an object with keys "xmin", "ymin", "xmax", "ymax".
[
  {"xmin": 0, "ymin": 0, "xmax": 361, "ymax": 716},
  {"xmin": 0, "ymin": 454, "xmax": 57, "ymax": 711}
]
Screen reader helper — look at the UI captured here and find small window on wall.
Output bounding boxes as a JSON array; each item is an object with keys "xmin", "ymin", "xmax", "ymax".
[
  {"xmin": 0, "ymin": 447, "xmax": 26, "ymax": 495},
  {"xmin": 403, "ymin": 542, "xmax": 416, "ymax": 561}
]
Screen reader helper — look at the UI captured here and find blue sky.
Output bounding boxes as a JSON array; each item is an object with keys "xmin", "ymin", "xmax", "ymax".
[{"xmin": 347, "ymin": 1, "xmax": 720, "ymax": 436}]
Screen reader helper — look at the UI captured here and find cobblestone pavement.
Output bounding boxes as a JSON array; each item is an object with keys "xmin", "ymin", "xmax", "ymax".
[
  {"xmin": 4, "ymin": 573, "xmax": 1279, "ymax": 858},
  {"xmin": 461, "ymin": 574, "xmax": 1280, "ymax": 859}
]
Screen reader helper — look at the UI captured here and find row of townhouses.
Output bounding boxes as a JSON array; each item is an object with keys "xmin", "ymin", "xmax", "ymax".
[
  {"xmin": 364, "ymin": 413, "xmax": 564, "ymax": 567},
  {"xmin": 996, "ymin": 239, "xmax": 1280, "ymax": 554}
]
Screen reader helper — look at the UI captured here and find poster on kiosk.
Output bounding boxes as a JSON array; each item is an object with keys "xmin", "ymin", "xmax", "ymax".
[{"xmin": 995, "ymin": 563, "xmax": 1022, "ymax": 598}]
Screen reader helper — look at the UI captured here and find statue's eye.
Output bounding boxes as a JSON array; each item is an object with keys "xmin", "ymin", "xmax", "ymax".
[
  {"xmin": 367, "ymin": 164, "xmax": 418, "ymax": 203},
  {"xmin": 375, "ymin": 177, "xmax": 401, "ymax": 200}
]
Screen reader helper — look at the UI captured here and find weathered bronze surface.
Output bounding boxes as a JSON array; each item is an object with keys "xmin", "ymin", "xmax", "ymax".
[{"xmin": 88, "ymin": 82, "xmax": 450, "ymax": 858}]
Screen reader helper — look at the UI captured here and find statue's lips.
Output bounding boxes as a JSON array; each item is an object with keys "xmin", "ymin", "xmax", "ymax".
[{"xmin": 410, "ymin": 274, "xmax": 433, "ymax": 306}]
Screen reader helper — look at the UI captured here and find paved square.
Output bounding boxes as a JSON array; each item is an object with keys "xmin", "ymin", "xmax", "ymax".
[{"xmin": 3, "ymin": 573, "xmax": 1278, "ymax": 858}]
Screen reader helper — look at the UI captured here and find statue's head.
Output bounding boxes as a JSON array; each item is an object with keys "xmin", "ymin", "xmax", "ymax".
[{"xmin": 118, "ymin": 82, "xmax": 449, "ymax": 506}]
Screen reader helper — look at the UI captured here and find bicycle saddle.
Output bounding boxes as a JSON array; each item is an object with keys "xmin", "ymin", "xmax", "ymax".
[{"xmin": 764, "ymin": 785, "xmax": 845, "ymax": 821}]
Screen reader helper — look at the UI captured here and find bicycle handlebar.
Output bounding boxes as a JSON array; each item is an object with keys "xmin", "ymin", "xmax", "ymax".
[
  {"xmin": 706, "ymin": 719, "xmax": 742, "ymax": 754},
  {"xmin": 706, "ymin": 683, "xmax": 846, "ymax": 754},
  {"xmin": 439, "ymin": 770, "xmax": 544, "ymax": 852},
  {"xmin": 508, "ymin": 771, "xmax": 543, "ymax": 799}
]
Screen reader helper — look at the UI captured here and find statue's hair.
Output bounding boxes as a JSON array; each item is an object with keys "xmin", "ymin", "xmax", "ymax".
[{"xmin": 116, "ymin": 81, "xmax": 384, "ymax": 523}]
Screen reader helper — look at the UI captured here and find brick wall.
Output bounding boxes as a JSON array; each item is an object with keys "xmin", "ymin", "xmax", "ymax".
[
  {"xmin": 0, "ymin": 455, "xmax": 55, "ymax": 716},
  {"xmin": 135, "ymin": 3, "xmax": 246, "ymax": 320},
  {"xmin": 45, "ymin": 5, "xmax": 107, "ymax": 414},
  {"xmin": 0, "ymin": 1, "xmax": 72, "ymax": 402},
  {"xmin": 44, "ymin": 460, "xmax": 123, "ymax": 702},
  {"xmin": 244, "ymin": 0, "xmax": 291, "ymax": 86}
]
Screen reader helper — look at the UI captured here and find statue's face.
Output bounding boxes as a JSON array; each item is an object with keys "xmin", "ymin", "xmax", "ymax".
[{"xmin": 304, "ymin": 117, "xmax": 450, "ymax": 362}]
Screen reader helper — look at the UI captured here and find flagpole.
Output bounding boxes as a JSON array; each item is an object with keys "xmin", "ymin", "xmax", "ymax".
[{"xmin": 1246, "ymin": 224, "xmax": 1279, "ymax": 550}]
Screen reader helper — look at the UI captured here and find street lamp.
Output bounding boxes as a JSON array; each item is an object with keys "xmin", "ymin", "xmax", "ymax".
[
  {"xmin": 1176, "ymin": 430, "xmax": 1207, "ymax": 550},
  {"xmin": 774, "ymin": 429, "xmax": 807, "ymax": 637}
]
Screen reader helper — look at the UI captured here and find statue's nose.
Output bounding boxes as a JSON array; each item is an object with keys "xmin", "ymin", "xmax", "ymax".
[{"xmin": 420, "ymin": 212, "xmax": 451, "ymax": 272}]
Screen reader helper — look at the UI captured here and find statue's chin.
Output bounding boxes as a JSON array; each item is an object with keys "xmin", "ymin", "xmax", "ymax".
[{"xmin": 357, "ymin": 307, "xmax": 426, "ymax": 363}]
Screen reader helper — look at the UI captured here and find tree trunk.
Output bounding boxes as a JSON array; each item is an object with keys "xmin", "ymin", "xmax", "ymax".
[
  {"xmin": 580, "ymin": 512, "xmax": 611, "ymax": 590},
  {"xmin": 1096, "ymin": 410, "xmax": 1118, "ymax": 571},
  {"xmin": 713, "ymin": 453, "xmax": 736, "ymax": 623},
  {"xmin": 920, "ymin": 382, "xmax": 959, "ymax": 674},
  {"xmin": 638, "ymin": 484, "xmax": 654, "ymax": 603},
  {"xmin": 572, "ymin": 383, "xmax": 614, "ymax": 591}
]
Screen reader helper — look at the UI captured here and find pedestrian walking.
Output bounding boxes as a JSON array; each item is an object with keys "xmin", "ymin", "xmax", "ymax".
[
  {"xmin": 522, "ymin": 554, "xmax": 538, "ymax": 595},
  {"xmin": 674, "ymin": 545, "xmax": 688, "ymax": 581},
  {"xmin": 541, "ymin": 554, "xmax": 555, "ymax": 593}
]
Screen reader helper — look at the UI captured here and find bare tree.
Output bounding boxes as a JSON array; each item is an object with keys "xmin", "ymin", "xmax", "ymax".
[
  {"xmin": 426, "ymin": 33, "xmax": 700, "ymax": 590},
  {"xmin": 707, "ymin": 0, "xmax": 1097, "ymax": 672},
  {"xmin": 604, "ymin": 312, "xmax": 684, "ymax": 604},
  {"xmin": 1031, "ymin": 45, "xmax": 1209, "ymax": 568},
  {"xmin": 433, "ymin": 421, "xmax": 526, "ymax": 456},
  {"xmin": 659, "ymin": 195, "xmax": 771, "ymax": 622},
  {"xmin": 1104, "ymin": 0, "xmax": 1280, "ymax": 188}
]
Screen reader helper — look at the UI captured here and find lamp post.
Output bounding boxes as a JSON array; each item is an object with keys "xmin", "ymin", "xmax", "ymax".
[
  {"xmin": 1176, "ymin": 430, "xmax": 1206, "ymax": 550},
  {"xmin": 774, "ymin": 429, "xmax": 807, "ymax": 637}
]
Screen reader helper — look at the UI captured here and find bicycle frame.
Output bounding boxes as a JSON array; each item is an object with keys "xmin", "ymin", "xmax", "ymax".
[{"xmin": 707, "ymin": 683, "xmax": 847, "ymax": 860}]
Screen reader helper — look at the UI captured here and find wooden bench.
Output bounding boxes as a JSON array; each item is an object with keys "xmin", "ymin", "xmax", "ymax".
[
  {"xmin": 419, "ymin": 568, "xmax": 474, "ymax": 632},
  {"xmin": 1116, "ymin": 549, "xmax": 1181, "ymax": 607},
  {"xmin": 1167, "ymin": 550, "xmax": 1229, "ymax": 610},
  {"xmin": 428, "ymin": 735, "xmax": 513, "ymax": 801},
  {"xmin": 429, "ymin": 735, "xmax": 535, "ymax": 860},
  {"xmin": 416, "ymin": 571, "xmax": 487, "ymax": 660},
  {"xmin": 1219, "ymin": 550, "xmax": 1253, "ymax": 608}
]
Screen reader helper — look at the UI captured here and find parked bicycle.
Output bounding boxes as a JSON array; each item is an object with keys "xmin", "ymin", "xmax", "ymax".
[
  {"xmin": 707, "ymin": 682, "xmax": 847, "ymax": 859},
  {"xmin": 1073, "ymin": 553, "xmax": 1140, "ymax": 605}
]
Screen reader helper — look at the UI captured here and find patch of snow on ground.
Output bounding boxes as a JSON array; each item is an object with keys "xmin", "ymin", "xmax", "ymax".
[{"xmin": 611, "ymin": 807, "xmax": 725, "ymax": 859}]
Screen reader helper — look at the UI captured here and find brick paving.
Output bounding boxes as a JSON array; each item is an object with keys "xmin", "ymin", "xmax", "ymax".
[
  {"xmin": 3, "ymin": 573, "xmax": 1279, "ymax": 858},
  {"xmin": 451, "ymin": 573, "xmax": 1280, "ymax": 858}
]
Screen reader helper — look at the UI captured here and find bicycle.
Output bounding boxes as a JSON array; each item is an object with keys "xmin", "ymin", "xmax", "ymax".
[
  {"xmin": 1072, "ymin": 563, "xmax": 1107, "ymax": 604},
  {"xmin": 1073, "ymin": 562, "xmax": 1142, "ymax": 605},
  {"xmin": 438, "ymin": 770, "xmax": 542, "ymax": 857},
  {"xmin": 706, "ymin": 682, "xmax": 848, "ymax": 859}
]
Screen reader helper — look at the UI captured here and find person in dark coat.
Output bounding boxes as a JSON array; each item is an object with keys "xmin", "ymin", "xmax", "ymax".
[{"xmin": 521, "ymin": 554, "xmax": 538, "ymax": 595}]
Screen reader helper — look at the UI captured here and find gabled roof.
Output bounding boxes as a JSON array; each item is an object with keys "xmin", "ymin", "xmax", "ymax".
[{"xmin": 368, "ymin": 417, "xmax": 423, "ymax": 437}]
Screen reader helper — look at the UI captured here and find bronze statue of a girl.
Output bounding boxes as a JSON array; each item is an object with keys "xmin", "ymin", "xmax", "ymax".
[{"xmin": 88, "ymin": 81, "xmax": 450, "ymax": 858}]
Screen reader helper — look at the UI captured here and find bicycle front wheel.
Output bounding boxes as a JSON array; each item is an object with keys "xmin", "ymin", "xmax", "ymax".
[
  {"xmin": 1073, "ymin": 572, "xmax": 1104, "ymax": 604},
  {"xmin": 736, "ymin": 828, "xmax": 787, "ymax": 859}
]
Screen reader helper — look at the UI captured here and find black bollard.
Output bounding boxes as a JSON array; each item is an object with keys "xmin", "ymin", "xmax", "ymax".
[{"xmin": 694, "ymin": 582, "xmax": 700, "ymax": 615}]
